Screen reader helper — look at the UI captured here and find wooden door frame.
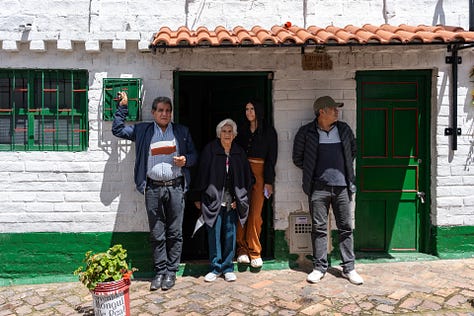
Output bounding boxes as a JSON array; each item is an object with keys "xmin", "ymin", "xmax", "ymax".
[{"xmin": 173, "ymin": 71, "xmax": 274, "ymax": 124}]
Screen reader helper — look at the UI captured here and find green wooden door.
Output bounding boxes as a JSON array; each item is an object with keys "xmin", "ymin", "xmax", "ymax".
[{"xmin": 354, "ymin": 70, "xmax": 431, "ymax": 253}]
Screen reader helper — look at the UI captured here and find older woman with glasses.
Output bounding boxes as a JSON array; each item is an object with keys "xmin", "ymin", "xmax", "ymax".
[{"xmin": 194, "ymin": 118, "xmax": 253, "ymax": 282}]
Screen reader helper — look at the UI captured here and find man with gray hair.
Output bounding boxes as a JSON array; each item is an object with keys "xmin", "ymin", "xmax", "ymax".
[
  {"xmin": 292, "ymin": 96, "xmax": 363, "ymax": 285},
  {"xmin": 113, "ymin": 92, "xmax": 198, "ymax": 291}
]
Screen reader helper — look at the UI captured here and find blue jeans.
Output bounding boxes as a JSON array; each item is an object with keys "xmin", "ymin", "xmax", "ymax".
[
  {"xmin": 207, "ymin": 206, "xmax": 237, "ymax": 274},
  {"xmin": 309, "ymin": 185, "xmax": 355, "ymax": 273},
  {"xmin": 145, "ymin": 182, "xmax": 184, "ymax": 275}
]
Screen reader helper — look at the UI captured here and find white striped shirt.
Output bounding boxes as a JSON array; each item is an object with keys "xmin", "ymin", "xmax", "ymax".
[{"xmin": 147, "ymin": 123, "xmax": 182, "ymax": 181}]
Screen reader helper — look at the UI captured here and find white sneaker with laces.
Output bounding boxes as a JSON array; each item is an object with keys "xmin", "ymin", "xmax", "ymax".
[
  {"xmin": 224, "ymin": 272, "xmax": 237, "ymax": 282},
  {"xmin": 204, "ymin": 272, "xmax": 221, "ymax": 282},
  {"xmin": 341, "ymin": 270, "xmax": 364, "ymax": 285},
  {"xmin": 237, "ymin": 254, "xmax": 250, "ymax": 264},
  {"xmin": 250, "ymin": 258, "xmax": 263, "ymax": 268},
  {"xmin": 307, "ymin": 270, "xmax": 325, "ymax": 283}
]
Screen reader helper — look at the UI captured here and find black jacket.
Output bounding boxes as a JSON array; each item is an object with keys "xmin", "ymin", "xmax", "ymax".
[
  {"xmin": 292, "ymin": 120, "xmax": 356, "ymax": 196},
  {"xmin": 194, "ymin": 139, "xmax": 253, "ymax": 227}
]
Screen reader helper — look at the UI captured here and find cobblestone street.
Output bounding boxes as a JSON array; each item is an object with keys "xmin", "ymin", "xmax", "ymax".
[{"xmin": 1, "ymin": 258, "xmax": 474, "ymax": 315}]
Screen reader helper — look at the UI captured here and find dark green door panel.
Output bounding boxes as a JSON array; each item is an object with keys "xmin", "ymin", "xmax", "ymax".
[
  {"xmin": 361, "ymin": 109, "xmax": 387, "ymax": 157},
  {"xmin": 388, "ymin": 200, "xmax": 417, "ymax": 251},
  {"xmin": 355, "ymin": 70, "xmax": 431, "ymax": 254},
  {"xmin": 355, "ymin": 200, "xmax": 386, "ymax": 251},
  {"xmin": 361, "ymin": 166, "xmax": 417, "ymax": 192}
]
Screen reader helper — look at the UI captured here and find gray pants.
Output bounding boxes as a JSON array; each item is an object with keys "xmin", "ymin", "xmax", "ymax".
[
  {"xmin": 309, "ymin": 184, "xmax": 355, "ymax": 274},
  {"xmin": 145, "ymin": 182, "xmax": 185, "ymax": 275}
]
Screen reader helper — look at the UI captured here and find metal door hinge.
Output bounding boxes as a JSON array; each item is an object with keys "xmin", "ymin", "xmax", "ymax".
[
  {"xmin": 444, "ymin": 128, "xmax": 462, "ymax": 136},
  {"xmin": 445, "ymin": 56, "xmax": 462, "ymax": 64}
]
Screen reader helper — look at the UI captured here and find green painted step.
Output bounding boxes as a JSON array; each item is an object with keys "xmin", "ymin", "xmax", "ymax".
[{"xmin": 1, "ymin": 226, "xmax": 473, "ymax": 286}]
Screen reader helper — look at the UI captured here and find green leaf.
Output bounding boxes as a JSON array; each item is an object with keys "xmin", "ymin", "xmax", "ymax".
[{"xmin": 73, "ymin": 244, "xmax": 137, "ymax": 290}]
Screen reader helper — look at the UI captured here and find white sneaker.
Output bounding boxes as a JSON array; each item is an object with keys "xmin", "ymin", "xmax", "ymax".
[
  {"xmin": 204, "ymin": 272, "xmax": 221, "ymax": 282},
  {"xmin": 307, "ymin": 270, "xmax": 325, "ymax": 283},
  {"xmin": 341, "ymin": 270, "xmax": 364, "ymax": 285},
  {"xmin": 250, "ymin": 258, "xmax": 263, "ymax": 268},
  {"xmin": 237, "ymin": 254, "xmax": 250, "ymax": 264},
  {"xmin": 224, "ymin": 272, "xmax": 237, "ymax": 282}
]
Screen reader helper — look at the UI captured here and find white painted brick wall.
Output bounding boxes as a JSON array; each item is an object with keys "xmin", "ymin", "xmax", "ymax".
[
  {"xmin": 0, "ymin": 1, "xmax": 469, "ymax": 42},
  {"xmin": 0, "ymin": 1, "xmax": 473, "ymax": 233}
]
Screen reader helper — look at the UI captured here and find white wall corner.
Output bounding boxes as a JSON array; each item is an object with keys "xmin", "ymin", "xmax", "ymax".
[
  {"xmin": 141, "ymin": 32, "xmax": 156, "ymax": 42},
  {"xmin": 57, "ymin": 39, "xmax": 73, "ymax": 51},
  {"xmin": 2, "ymin": 40, "xmax": 18, "ymax": 52},
  {"xmin": 61, "ymin": 31, "xmax": 89, "ymax": 42},
  {"xmin": 116, "ymin": 31, "xmax": 141, "ymax": 40},
  {"xmin": 85, "ymin": 40, "xmax": 100, "ymax": 52},
  {"xmin": 138, "ymin": 40, "xmax": 151, "ymax": 52},
  {"xmin": 112, "ymin": 39, "xmax": 126, "ymax": 52},
  {"xmin": 30, "ymin": 31, "xmax": 59, "ymax": 41},
  {"xmin": 29, "ymin": 40, "xmax": 46, "ymax": 52}
]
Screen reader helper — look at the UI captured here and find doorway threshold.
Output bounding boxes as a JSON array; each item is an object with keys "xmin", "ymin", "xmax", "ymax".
[
  {"xmin": 354, "ymin": 251, "xmax": 439, "ymax": 264},
  {"xmin": 180, "ymin": 258, "xmax": 296, "ymax": 276},
  {"xmin": 178, "ymin": 253, "xmax": 441, "ymax": 277}
]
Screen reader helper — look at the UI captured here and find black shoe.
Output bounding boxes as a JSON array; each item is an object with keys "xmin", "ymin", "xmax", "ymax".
[
  {"xmin": 150, "ymin": 274, "xmax": 164, "ymax": 291},
  {"xmin": 161, "ymin": 274, "xmax": 176, "ymax": 290}
]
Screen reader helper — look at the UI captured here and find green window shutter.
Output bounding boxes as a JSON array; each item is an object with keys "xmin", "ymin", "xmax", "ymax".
[
  {"xmin": 0, "ymin": 69, "xmax": 88, "ymax": 151},
  {"xmin": 103, "ymin": 78, "xmax": 142, "ymax": 121}
]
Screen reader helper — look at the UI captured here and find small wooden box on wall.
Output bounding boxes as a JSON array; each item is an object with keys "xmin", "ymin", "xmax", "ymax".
[{"xmin": 301, "ymin": 47, "xmax": 333, "ymax": 71}]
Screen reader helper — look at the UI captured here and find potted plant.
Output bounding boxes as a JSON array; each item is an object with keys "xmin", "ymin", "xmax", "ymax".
[{"xmin": 74, "ymin": 244, "xmax": 137, "ymax": 316}]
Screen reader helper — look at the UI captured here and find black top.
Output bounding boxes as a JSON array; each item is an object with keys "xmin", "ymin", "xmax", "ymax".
[
  {"xmin": 235, "ymin": 101, "xmax": 278, "ymax": 184},
  {"xmin": 314, "ymin": 126, "xmax": 346, "ymax": 187}
]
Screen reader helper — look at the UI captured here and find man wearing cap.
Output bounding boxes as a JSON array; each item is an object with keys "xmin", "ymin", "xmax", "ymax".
[{"xmin": 292, "ymin": 96, "xmax": 363, "ymax": 285}]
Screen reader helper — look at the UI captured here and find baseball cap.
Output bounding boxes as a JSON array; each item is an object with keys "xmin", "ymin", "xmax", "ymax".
[{"xmin": 313, "ymin": 96, "xmax": 344, "ymax": 113}]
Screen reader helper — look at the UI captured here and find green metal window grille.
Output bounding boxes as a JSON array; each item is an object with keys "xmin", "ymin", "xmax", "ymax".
[
  {"xmin": 0, "ymin": 69, "xmax": 88, "ymax": 151},
  {"xmin": 103, "ymin": 78, "xmax": 142, "ymax": 121}
]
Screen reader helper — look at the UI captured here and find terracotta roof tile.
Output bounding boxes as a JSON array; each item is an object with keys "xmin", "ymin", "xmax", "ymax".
[
  {"xmin": 252, "ymin": 26, "xmax": 278, "ymax": 45},
  {"xmin": 307, "ymin": 26, "xmax": 339, "ymax": 44},
  {"xmin": 379, "ymin": 24, "xmax": 422, "ymax": 43},
  {"xmin": 325, "ymin": 26, "xmax": 359, "ymax": 44},
  {"xmin": 287, "ymin": 26, "xmax": 316, "ymax": 44},
  {"xmin": 344, "ymin": 25, "xmax": 383, "ymax": 43},
  {"xmin": 150, "ymin": 24, "xmax": 474, "ymax": 48},
  {"xmin": 362, "ymin": 24, "xmax": 403, "ymax": 43},
  {"xmin": 233, "ymin": 26, "xmax": 255, "ymax": 45},
  {"xmin": 215, "ymin": 26, "xmax": 238, "ymax": 45},
  {"xmin": 271, "ymin": 25, "xmax": 304, "ymax": 45}
]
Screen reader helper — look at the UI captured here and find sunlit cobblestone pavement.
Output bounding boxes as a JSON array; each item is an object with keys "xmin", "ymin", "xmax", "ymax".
[{"xmin": 1, "ymin": 258, "xmax": 473, "ymax": 315}]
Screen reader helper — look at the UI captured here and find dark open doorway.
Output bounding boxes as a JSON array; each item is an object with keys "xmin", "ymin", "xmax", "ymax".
[{"xmin": 173, "ymin": 71, "xmax": 275, "ymax": 261}]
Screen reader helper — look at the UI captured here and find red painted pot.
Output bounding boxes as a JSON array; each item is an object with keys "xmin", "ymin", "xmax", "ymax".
[{"xmin": 91, "ymin": 277, "xmax": 131, "ymax": 316}]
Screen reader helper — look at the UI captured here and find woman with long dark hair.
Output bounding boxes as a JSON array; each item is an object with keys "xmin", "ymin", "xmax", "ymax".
[{"xmin": 235, "ymin": 100, "xmax": 278, "ymax": 268}]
